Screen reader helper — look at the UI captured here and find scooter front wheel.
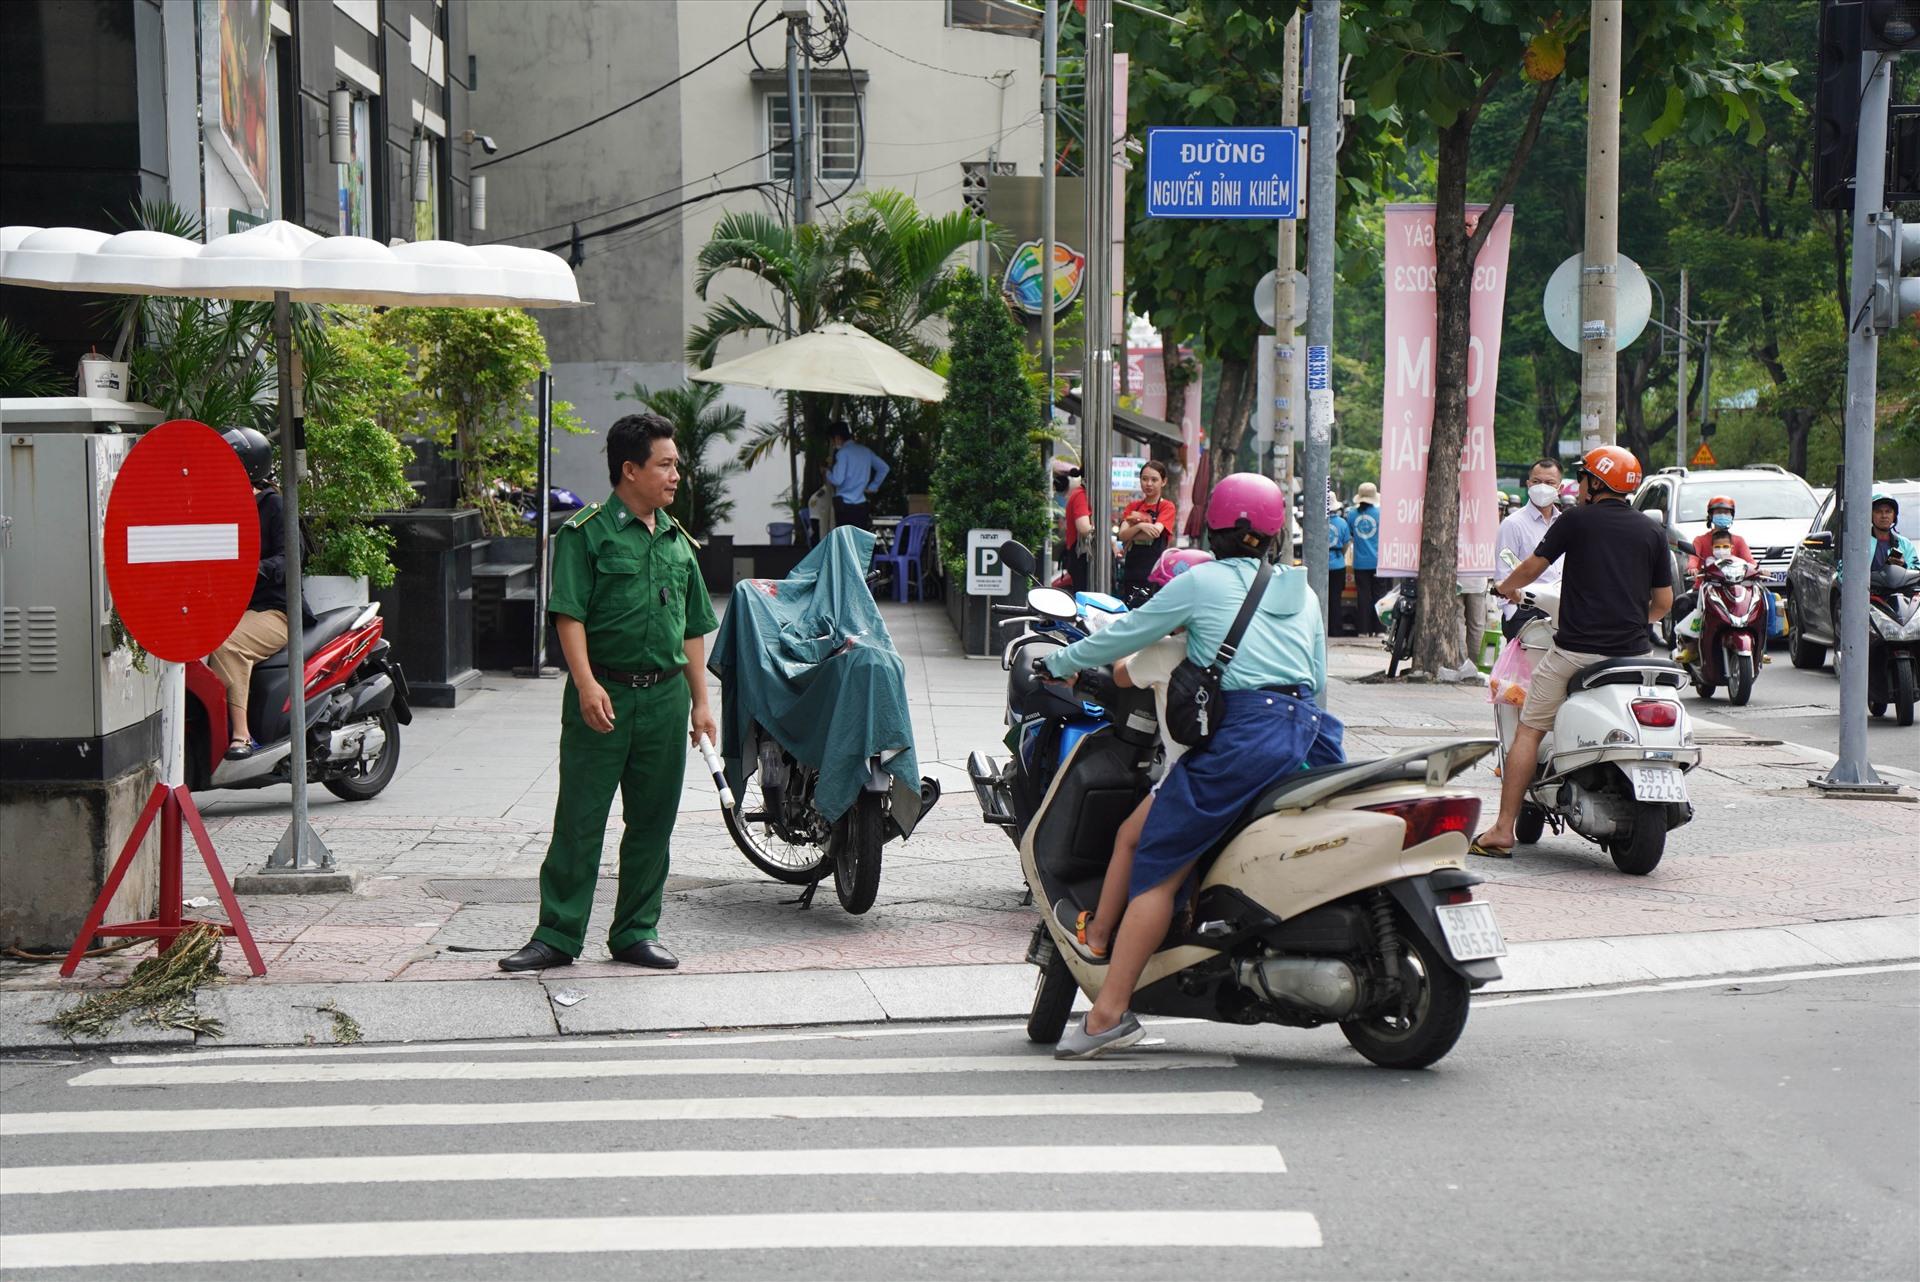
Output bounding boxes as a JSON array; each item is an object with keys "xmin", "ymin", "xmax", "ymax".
[
  {"xmin": 1028, "ymin": 951, "xmax": 1078, "ymax": 1044},
  {"xmin": 1726, "ymin": 648, "xmax": 1756, "ymax": 707},
  {"xmin": 1894, "ymin": 657, "xmax": 1917, "ymax": 727},
  {"xmin": 1341, "ymin": 915, "xmax": 1470, "ymax": 1070}
]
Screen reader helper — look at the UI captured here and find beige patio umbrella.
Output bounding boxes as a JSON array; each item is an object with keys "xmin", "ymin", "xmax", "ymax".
[{"xmin": 690, "ymin": 321, "xmax": 946, "ymax": 402}]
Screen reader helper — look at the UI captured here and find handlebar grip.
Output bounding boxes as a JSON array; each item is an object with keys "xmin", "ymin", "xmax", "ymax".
[{"xmin": 991, "ymin": 605, "xmax": 1029, "ymax": 615}]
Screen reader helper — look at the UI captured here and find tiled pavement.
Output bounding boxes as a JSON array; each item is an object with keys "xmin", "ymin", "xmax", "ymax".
[{"xmin": 7, "ymin": 615, "xmax": 1916, "ymax": 996}]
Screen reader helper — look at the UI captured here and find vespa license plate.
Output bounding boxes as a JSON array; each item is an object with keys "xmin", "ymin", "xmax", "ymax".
[
  {"xmin": 1435, "ymin": 901, "xmax": 1507, "ymax": 961},
  {"xmin": 1628, "ymin": 765, "xmax": 1689, "ymax": 803}
]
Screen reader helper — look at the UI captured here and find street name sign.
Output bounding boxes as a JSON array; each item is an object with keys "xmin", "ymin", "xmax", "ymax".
[
  {"xmin": 966, "ymin": 528, "xmax": 1013, "ymax": 596},
  {"xmin": 104, "ymin": 418, "xmax": 260, "ymax": 663},
  {"xmin": 1146, "ymin": 127, "xmax": 1301, "ymax": 219}
]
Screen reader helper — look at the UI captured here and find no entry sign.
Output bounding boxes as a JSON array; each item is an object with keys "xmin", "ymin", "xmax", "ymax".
[{"xmin": 104, "ymin": 419, "xmax": 260, "ymax": 662}]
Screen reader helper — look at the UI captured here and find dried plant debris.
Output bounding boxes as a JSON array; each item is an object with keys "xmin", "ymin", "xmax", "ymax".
[
  {"xmin": 47, "ymin": 923, "xmax": 226, "ymax": 1040},
  {"xmin": 312, "ymin": 1000, "xmax": 363, "ymax": 1044}
]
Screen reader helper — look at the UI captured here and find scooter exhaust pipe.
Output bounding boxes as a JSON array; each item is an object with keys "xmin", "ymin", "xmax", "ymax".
[{"xmin": 1235, "ymin": 955, "xmax": 1361, "ymax": 1019}]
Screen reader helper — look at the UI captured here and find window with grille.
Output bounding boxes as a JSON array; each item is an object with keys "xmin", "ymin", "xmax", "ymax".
[{"xmin": 767, "ymin": 92, "xmax": 864, "ymax": 184}]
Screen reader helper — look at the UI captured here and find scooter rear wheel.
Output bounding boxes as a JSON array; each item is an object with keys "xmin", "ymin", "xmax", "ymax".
[
  {"xmin": 1028, "ymin": 951, "xmax": 1078, "ymax": 1044},
  {"xmin": 1340, "ymin": 915, "xmax": 1470, "ymax": 1070},
  {"xmin": 1606, "ymin": 801, "xmax": 1667, "ymax": 875},
  {"xmin": 322, "ymin": 707, "xmax": 401, "ymax": 802},
  {"xmin": 830, "ymin": 792, "xmax": 887, "ymax": 915},
  {"xmin": 1514, "ymin": 804, "xmax": 1546, "ymax": 846},
  {"xmin": 724, "ymin": 771, "xmax": 831, "ymax": 886}
]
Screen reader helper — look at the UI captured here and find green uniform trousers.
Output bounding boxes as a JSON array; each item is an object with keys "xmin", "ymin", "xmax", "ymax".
[{"xmin": 533, "ymin": 675, "xmax": 689, "ymax": 957}]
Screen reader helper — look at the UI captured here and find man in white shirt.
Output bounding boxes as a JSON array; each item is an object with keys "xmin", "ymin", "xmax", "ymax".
[{"xmin": 1495, "ymin": 457, "xmax": 1565, "ymax": 638}]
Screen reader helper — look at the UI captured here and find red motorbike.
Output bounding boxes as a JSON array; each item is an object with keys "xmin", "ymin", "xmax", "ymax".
[
  {"xmin": 1681, "ymin": 557, "xmax": 1771, "ymax": 706},
  {"xmin": 183, "ymin": 603, "xmax": 412, "ymax": 798}
]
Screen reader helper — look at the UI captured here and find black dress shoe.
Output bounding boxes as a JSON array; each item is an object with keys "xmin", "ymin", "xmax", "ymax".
[
  {"xmin": 499, "ymin": 940, "xmax": 573, "ymax": 972},
  {"xmin": 611, "ymin": 941, "xmax": 679, "ymax": 970}
]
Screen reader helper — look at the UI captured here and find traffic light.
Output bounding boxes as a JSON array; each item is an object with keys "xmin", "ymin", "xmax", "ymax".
[
  {"xmin": 1813, "ymin": 1, "xmax": 1866, "ymax": 210},
  {"xmin": 1867, "ymin": 213, "xmax": 1920, "ymax": 331},
  {"xmin": 1860, "ymin": 0, "xmax": 1920, "ymax": 49}
]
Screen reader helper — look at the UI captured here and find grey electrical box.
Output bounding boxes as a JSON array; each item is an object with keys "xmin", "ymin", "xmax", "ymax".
[{"xmin": 0, "ymin": 397, "xmax": 166, "ymax": 754}]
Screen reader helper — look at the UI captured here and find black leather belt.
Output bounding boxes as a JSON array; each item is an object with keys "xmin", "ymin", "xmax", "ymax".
[{"xmin": 591, "ymin": 663, "xmax": 674, "ymax": 689}]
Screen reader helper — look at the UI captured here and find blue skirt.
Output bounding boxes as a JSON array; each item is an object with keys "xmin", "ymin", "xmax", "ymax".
[{"xmin": 1130, "ymin": 689, "xmax": 1345, "ymax": 899}]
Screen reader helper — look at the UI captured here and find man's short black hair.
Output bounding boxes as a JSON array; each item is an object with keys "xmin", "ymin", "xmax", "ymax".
[
  {"xmin": 829, "ymin": 420, "xmax": 853, "ymax": 442},
  {"xmin": 606, "ymin": 412, "xmax": 676, "ymax": 486},
  {"xmin": 1528, "ymin": 456, "xmax": 1562, "ymax": 477}
]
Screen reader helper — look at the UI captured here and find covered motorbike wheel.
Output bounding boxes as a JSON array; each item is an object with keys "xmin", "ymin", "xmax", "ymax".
[
  {"xmin": 830, "ymin": 791, "xmax": 887, "ymax": 914},
  {"xmin": 1726, "ymin": 647, "xmax": 1756, "ymax": 707},
  {"xmin": 1028, "ymin": 951, "xmax": 1078, "ymax": 1044},
  {"xmin": 322, "ymin": 707, "xmax": 401, "ymax": 802},
  {"xmin": 1341, "ymin": 917, "xmax": 1470, "ymax": 1070},
  {"xmin": 1606, "ymin": 801, "xmax": 1667, "ymax": 875},
  {"xmin": 724, "ymin": 770, "xmax": 831, "ymax": 885}
]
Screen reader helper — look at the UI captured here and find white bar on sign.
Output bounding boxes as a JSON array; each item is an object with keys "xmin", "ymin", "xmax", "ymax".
[{"xmin": 126, "ymin": 524, "xmax": 239, "ymax": 564}]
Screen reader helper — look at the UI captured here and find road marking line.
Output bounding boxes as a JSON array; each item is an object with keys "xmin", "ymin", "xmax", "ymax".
[
  {"xmin": 0, "ymin": 1210, "xmax": 1322, "ymax": 1269},
  {"xmin": 0, "ymin": 1144, "xmax": 1285, "ymax": 1195},
  {"xmin": 1477, "ymin": 961, "xmax": 1919, "ymax": 1008},
  {"xmin": 69, "ymin": 1052, "xmax": 1235, "ymax": 1089},
  {"xmin": 0, "ymin": 1090, "xmax": 1262, "ymax": 1136}
]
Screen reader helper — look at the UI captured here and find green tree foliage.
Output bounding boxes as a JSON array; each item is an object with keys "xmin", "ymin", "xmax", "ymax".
[
  {"xmin": 617, "ymin": 381, "xmax": 744, "ymax": 542},
  {"xmin": 0, "ymin": 317, "xmax": 67, "ymax": 397},
  {"xmin": 932, "ymin": 278, "xmax": 1048, "ymax": 581},
  {"xmin": 298, "ymin": 314, "xmax": 417, "ymax": 585}
]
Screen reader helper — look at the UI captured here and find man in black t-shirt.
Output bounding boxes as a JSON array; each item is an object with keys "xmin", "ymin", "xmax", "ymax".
[{"xmin": 1471, "ymin": 446, "xmax": 1673, "ymax": 856}]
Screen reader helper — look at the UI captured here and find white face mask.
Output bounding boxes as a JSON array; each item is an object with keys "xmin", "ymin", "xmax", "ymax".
[{"xmin": 1528, "ymin": 482, "xmax": 1558, "ymax": 509}]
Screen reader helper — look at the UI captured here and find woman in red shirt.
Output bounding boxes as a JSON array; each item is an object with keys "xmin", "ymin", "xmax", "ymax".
[
  {"xmin": 1061, "ymin": 469, "xmax": 1092, "ymax": 591},
  {"xmin": 1116, "ymin": 460, "xmax": 1176, "ymax": 604}
]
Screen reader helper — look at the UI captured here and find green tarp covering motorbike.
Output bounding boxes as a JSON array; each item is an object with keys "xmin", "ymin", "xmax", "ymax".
[{"xmin": 708, "ymin": 526, "xmax": 925, "ymax": 836}]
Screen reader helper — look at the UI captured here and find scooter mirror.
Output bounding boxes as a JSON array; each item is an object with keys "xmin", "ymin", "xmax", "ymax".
[
  {"xmin": 998, "ymin": 541, "xmax": 1038, "ymax": 580},
  {"xmin": 1027, "ymin": 587, "xmax": 1078, "ymax": 621}
]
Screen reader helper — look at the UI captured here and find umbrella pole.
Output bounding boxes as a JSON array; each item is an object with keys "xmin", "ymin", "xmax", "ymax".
[{"xmin": 268, "ymin": 288, "xmax": 334, "ymax": 873}]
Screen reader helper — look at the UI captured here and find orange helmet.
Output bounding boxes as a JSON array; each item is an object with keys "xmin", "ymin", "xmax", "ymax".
[
  {"xmin": 1580, "ymin": 445, "xmax": 1642, "ymax": 495},
  {"xmin": 1706, "ymin": 494, "xmax": 1735, "ymax": 516}
]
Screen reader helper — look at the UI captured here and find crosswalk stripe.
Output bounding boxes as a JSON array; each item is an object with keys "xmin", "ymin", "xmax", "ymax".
[
  {"xmin": 0, "ymin": 1090, "xmax": 1262, "ymax": 1136},
  {"xmin": 0, "ymin": 1210, "xmax": 1323, "ymax": 1268},
  {"xmin": 0, "ymin": 1143, "xmax": 1286, "ymax": 1195},
  {"xmin": 69, "ymin": 1051, "xmax": 1235, "ymax": 1089}
]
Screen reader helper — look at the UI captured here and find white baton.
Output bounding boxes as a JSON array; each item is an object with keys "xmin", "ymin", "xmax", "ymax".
[{"xmin": 695, "ymin": 734, "xmax": 734, "ymax": 810}]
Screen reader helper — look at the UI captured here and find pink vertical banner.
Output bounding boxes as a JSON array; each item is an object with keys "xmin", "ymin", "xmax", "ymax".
[{"xmin": 1376, "ymin": 203, "xmax": 1513, "ymax": 577}]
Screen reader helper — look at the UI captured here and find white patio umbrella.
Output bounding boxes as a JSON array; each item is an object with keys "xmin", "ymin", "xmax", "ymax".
[
  {"xmin": 0, "ymin": 219, "xmax": 582, "ymax": 873},
  {"xmin": 689, "ymin": 321, "xmax": 946, "ymax": 402}
]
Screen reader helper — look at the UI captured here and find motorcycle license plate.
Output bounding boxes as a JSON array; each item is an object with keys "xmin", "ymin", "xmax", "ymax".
[
  {"xmin": 1628, "ymin": 765, "xmax": 1689, "ymax": 803},
  {"xmin": 1435, "ymin": 902, "xmax": 1507, "ymax": 961}
]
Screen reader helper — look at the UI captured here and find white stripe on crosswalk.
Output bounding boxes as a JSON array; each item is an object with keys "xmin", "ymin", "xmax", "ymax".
[
  {"xmin": 0, "ymin": 1144, "xmax": 1285, "ymax": 1195},
  {"xmin": 69, "ymin": 1052, "xmax": 1234, "ymax": 1089},
  {"xmin": 0, "ymin": 1210, "xmax": 1323, "ymax": 1268},
  {"xmin": 0, "ymin": 1090, "xmax": 1261, "ymax": 1136}
]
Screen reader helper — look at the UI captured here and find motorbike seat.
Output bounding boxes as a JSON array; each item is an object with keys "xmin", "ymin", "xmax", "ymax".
[
  {"xmin": 1192, "ymin": 757, "xmax": 1406, "ymax": 882},
  {"xmin": 1565, "ymin": 656, "xmax": 1685, "ymax": 695},
  {"xmin": 256, "ymin": 607, "xmax": 364, "ymax": 670}
]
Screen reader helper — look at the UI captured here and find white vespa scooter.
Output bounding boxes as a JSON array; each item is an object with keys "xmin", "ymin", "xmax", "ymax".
[{"xmin": 1495, "ymin": 583, "xmax": 1700, "ymax": 874}]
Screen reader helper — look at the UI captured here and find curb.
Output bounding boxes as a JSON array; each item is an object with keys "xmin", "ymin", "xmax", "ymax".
[{"xmin": 4, "ymin": 914, "xmax": 1913, "ymax": 1054}]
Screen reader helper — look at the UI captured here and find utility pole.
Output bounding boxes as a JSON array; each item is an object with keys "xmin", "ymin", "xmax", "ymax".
[
  {"xmin": 1675, "ymin": 267, "xmax": 1688, "ymax": 467},
  {"xmin": 1272, "ymin": 13, "xmax": 1300, "ymax": 504},
  {"xmin": 1082, "ymin": 0, "xmax": 1115, "ymax": 594},
  {"xmin": 1819, "ymin": 46, "xmax": 1897, "ymax": 794},
  {"xmin": 1579, "ymin": 0, "xmax": 1621, "ymax": 449},
  {"xmin": 785, "ymin": 7, "xmax": 810, "ymax": 227},
  {"xmin": 1303, "ymin": 0, "xmax": 1339, "ymax": 677},
  {"xmin": 1041, "ymin": 0, "xmax": 1059, "ymax": 583}
]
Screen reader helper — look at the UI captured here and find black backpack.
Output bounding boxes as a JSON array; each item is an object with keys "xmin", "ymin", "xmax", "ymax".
[{"xmin": 1162, "ymin": 562, "xmax": 1273, "ymax": 749}]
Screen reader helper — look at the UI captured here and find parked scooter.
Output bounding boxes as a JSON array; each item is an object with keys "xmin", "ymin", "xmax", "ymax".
[
  {"xmin": 1861, "ymin": 564, "xmax": 1920, "ymax": 726},
  {"xmin": 1678, "ymin": 555, "xmax": 1775, "ymax": 705},
  {"xmin": 1494, "ymin": 584, "xmax": 1698, "ymax": 874},
  {"xmin": 183, "ymin": 602, "xmax": 411, "ymax": 798},
  {"xmin": 969, "ymin": 543, "xmax": 1505, "ymax": 1070}
]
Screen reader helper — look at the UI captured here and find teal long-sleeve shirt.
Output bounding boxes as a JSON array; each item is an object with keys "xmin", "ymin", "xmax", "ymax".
[{"xmin": 1043, "ymin": 556, "xmax": 1327, "ymax": 696}]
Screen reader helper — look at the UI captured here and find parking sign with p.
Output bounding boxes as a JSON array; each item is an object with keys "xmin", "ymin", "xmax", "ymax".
[{"xmin": 966, "ymin": 528, "xmax": 1013, "ymax": 596}]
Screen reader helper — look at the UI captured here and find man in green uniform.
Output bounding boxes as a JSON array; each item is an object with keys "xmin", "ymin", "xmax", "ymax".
[{"xmin": 501, "ymin": 412, "xmax": 719, "ymax": 972}]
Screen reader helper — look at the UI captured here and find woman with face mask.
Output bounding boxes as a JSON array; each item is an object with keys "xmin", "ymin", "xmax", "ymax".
[{"xmin": 1673, "ymin": 496, "xmax": 1759, "ymax": 664}]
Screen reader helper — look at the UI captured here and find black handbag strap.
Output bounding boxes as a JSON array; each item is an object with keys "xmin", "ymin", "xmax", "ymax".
[{"xmin": 1210, "ymin": 561, "xmax": 1274, "ymax": 675}]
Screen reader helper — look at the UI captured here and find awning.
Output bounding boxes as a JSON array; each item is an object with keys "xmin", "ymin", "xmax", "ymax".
[{"xmin": 1057, "ymin": 390, "xmax": 1183, "ymax": 449}]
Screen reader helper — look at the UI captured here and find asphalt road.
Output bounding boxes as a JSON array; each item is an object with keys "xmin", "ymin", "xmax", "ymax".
[
  {"xmin": 1682, "ymin": 648, "xmax": 1920, "ymax": 774},
  {"xmin": 2, "ymin": 966, "xmax": 1914, "ymax": 1280}
]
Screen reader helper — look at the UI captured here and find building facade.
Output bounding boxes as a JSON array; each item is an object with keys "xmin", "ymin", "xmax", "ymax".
[{"xmin": 468, "ymin": 0, "xmax": 1043, "ymax": 537}]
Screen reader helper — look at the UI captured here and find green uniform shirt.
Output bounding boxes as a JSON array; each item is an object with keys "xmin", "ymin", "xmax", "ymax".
[{"xmin": 547, "ymin": 493, "xmax": 719, "ymax": 673}]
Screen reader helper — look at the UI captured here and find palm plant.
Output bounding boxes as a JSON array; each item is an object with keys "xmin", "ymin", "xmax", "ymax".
[
  {"xmin": 0, "ymin": 317, "xmax": 67, "ymax": 397},
  {"xmin": 617, "ymin": 381, "xmax": 744, "ymax": 543}
]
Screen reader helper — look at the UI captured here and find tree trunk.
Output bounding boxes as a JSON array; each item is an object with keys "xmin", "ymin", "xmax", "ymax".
[
  {"xmin": 1205, "ymin": 354, "xmax": 1254, "ymax": 483},
  {"xmin": 1411, "ymin": 120, "xmax": 1475, "ymax": 677},
  {"xmin": 1533, "ymin": 354, "xmax": 1572, "ymax": 461},
  {"xmin": 1163, "ymin": 343, "xmax": 1189, "ymax": 428}
]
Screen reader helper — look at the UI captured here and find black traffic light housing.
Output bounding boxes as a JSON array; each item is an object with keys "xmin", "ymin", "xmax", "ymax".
[
  {"xmin": 1861, "ymin": 0, "xmax": 1920, "ymax": 50},
  {"xmin": 1814, "ymin": 1, "xmax": 1867, "ymax": 210}
]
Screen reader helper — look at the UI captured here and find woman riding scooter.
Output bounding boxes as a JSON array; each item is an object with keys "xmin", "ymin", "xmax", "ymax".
[{"xmin": 1040, "ymin": 473, "xmax": 1344, "ymax": 1059}]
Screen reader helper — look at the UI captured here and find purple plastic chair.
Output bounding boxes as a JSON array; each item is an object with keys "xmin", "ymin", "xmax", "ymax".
[{"xmin": 873, "ymin": 514, "xmax": 935, "ymax": 602}]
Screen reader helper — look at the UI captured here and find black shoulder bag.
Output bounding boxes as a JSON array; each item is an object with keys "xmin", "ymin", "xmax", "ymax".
[{"xmin": 1163, "ymin": 562, "xmax": 1274, "ymax": 749}]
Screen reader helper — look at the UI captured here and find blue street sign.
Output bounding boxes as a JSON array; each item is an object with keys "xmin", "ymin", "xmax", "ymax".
[
  {"xmin": 1145, "ymin": 127, "xmax": 1301, "ymax": 220},
  {"xmin": 1306, "ymin": 345, "xmax": 1330, "ymax": 391}
]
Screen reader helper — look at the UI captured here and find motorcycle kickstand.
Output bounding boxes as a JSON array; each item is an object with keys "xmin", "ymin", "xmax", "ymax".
[
  {"xmin": 786, "ymin": 878, "xmax": 825, "ymax": 910},
  {"xmin": 1020, "ymin": 887, "xmax": 1033, "ymax": 907}
]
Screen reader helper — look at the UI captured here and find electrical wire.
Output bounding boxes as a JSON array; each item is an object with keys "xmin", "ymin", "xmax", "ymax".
[
  {"xmin": 478, "ymin": 147, "xmax": 778, "ymax": 247},
  {"xmin": 538, "ymin": 183, "xmax": 780, "ymax": 256},
  {"xmin": 851, "ymin": 28, "xmax": 1014, "ymax": 84},
  {"xmin": 475, "ymin": 18, "xmax": 783, "ymax": 171}
]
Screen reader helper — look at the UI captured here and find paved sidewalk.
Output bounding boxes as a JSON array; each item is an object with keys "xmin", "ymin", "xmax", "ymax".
[{"xmin": 5, "ymin": 617, "xmax": 1916, "ymax": 1048}]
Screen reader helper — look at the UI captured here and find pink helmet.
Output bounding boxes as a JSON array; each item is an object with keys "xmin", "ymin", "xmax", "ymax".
[
  {"xmin": 1206, "ymin": 472, "xmax": 1288, "ymax": 537},
  {"xmin": 1148, "ymin": 547, "xmax": 1213, "ymax": 588}
]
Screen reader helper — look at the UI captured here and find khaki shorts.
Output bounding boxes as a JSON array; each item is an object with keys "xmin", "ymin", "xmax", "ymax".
[{"xmin": 1518, "ymin": 645, "xmax": 1611, "ymax": 733}]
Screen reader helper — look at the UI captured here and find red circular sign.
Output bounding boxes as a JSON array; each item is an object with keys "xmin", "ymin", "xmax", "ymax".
[{"xmin": 104, "ymin": 420, "xmax": 263, "ymax": 663}]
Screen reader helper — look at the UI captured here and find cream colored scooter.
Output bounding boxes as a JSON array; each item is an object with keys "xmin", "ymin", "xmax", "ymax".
[{"xmin": 977, "ymin": 634, "xmax": 1508, "ymax": 1070}]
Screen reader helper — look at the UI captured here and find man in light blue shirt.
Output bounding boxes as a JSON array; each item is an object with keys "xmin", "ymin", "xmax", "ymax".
[{"xmin": 825, "ymin": 421, "xmax": 891, "ymax": 532}]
